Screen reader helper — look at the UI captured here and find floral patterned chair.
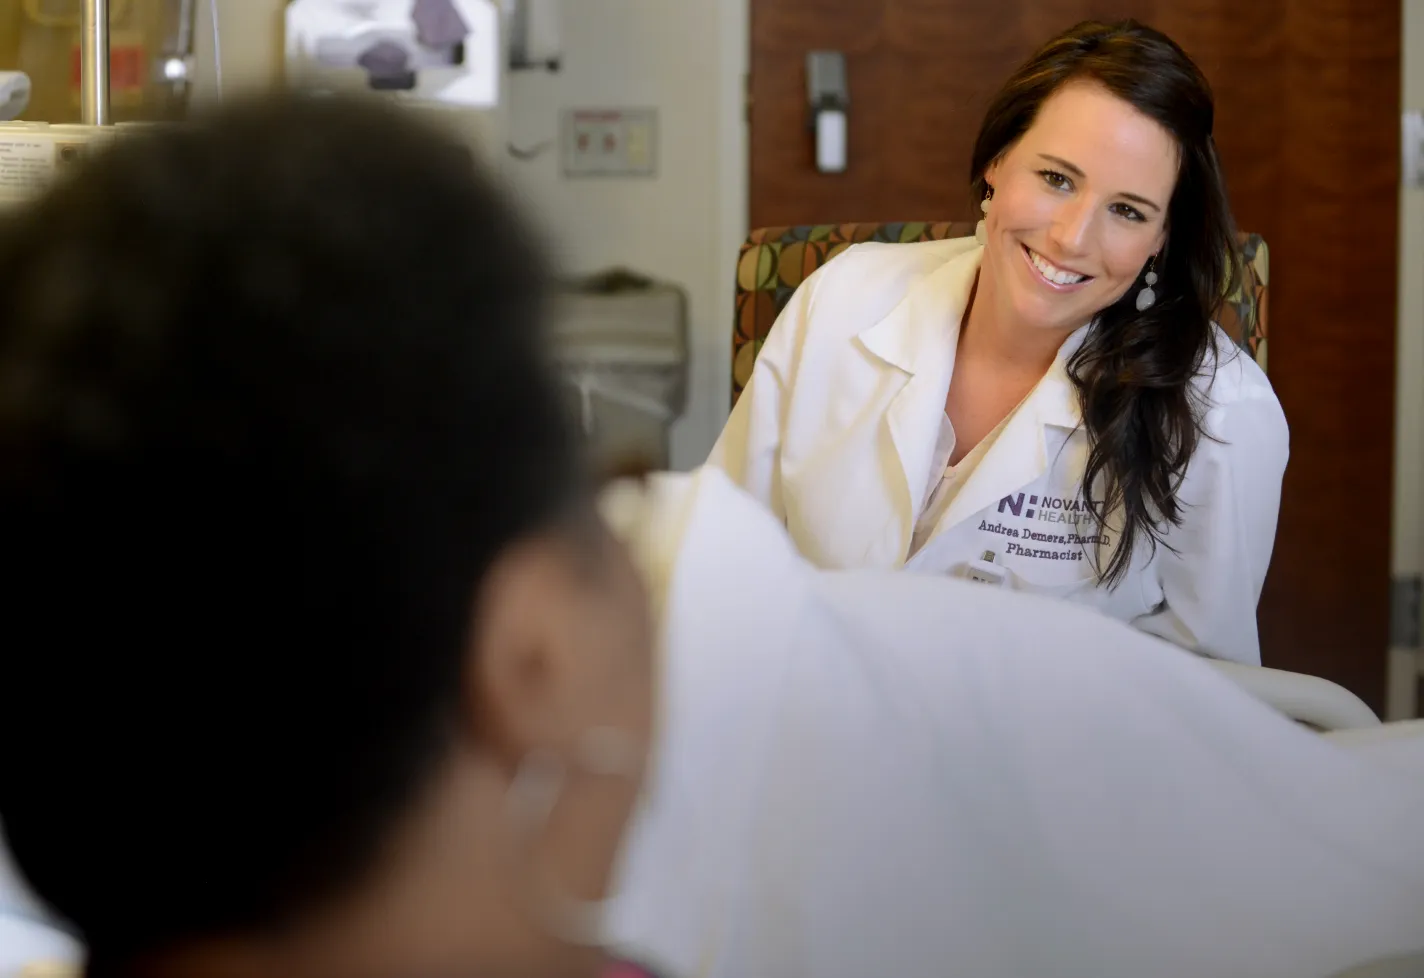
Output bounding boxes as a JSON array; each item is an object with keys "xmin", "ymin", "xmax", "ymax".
[{"xmin": 731, "ymin": 221, "xmax": 1269, "ymax": 407}]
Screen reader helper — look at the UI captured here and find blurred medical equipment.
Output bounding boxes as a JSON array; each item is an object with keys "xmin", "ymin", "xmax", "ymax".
[
  {"xmin": 0, "ymin": 0, "xmax": 199, "ymax": 124},
  {"xmin": 284, "ymin": 0, "xmax": 506, "ymax": 168},
  {"xmin": 0, "ymin": 71, "xmax": 32, "ymax": 120},
  {"xmin": 552, "ymin": 269, "xmax": 690, "ymax": 472},
  {"xmin": 0, "ymin": 0, "xmax": 123, "ymax": 208},
  {"xmin": 0, "ymin": 120, "xmax": 122, "ymax": 206},
  {"xmin": 3, "ymin": 0, "xmax": 512, "ymax": 203},
  {"xmin": 285, "ymin": 0, "xmax": 499, "ymax": 107}
]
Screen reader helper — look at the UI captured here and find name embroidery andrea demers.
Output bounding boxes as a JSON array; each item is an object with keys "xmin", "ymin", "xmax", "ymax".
[{"xmin": 981, "ymin": 492, "xmax": 1111, "ymax": 562}]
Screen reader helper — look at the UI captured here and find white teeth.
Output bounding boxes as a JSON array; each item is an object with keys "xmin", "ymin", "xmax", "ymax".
[{"xmin": 1028, "ymin": 248, "xmax": 1087, "ymax": 286}]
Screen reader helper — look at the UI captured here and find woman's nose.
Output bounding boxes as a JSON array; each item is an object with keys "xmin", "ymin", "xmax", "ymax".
[{"xmin": 1048, "ymin": 198, "xmax": 1094, "ymax": 256}]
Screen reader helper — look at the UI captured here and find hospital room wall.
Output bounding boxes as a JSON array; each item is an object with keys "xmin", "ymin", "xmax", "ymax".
[{"xmin": 190, "ymin": 0, "xmax": 748, "ymax": 473}]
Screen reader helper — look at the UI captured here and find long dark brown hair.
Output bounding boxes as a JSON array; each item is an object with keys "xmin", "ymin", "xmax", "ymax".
[{"xmin": 970, "ymin": 19, "xmax": 1240, "ymax": 586}]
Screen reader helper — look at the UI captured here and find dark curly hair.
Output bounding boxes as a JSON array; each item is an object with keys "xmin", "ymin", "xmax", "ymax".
[
  {"xmin": 0, "ymin": 93, "xmax": 585, "ymax": 963},
  {"xmin": 971, "ymin": 19, "xmax": 1239, "ymax": 585}
]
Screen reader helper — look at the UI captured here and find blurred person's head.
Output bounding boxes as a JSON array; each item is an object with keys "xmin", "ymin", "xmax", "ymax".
[{"xmin": 0, "ymin": 93, "xmax": 655, "ymax": 978}]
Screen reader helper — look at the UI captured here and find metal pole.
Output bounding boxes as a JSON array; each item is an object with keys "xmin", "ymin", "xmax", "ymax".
[{"xmin": 80, "ymin": 0, "xmax": 112, "ymax": 126}]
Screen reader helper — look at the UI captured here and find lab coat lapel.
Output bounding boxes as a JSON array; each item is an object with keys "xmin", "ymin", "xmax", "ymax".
[
  {"xmin": 855, "ymin": 247, "xmax": 983, "ymax": 565},
  {"xmin": 934, "ymin": 326, "xmax": 1088, "ymax": 535}
]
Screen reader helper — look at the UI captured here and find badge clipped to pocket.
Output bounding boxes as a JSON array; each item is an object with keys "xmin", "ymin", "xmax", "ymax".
[{"xmin": 964, "ymin": 550, "xmax": 1009, "ymax": 587}]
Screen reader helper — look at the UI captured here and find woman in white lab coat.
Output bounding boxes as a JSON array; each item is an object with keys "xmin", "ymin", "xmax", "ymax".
[{"xmin": 709, "ymin": 20, "xmax": 1289, "ymax": 665}]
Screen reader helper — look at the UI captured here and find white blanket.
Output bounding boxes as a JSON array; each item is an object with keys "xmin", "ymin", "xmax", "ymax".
[{"xmin": 605, "ymin": 467, "xmax": 1424, "ymax": 978}]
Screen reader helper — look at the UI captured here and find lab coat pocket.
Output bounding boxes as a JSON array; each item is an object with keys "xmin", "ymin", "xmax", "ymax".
[
  {"xmin": 1001, "ymin": 531, "xmax": 1155, "ymax": 620},
  {"xmin": 999, "ymin": 547, "xmax": 1099, "ymax": 599}
]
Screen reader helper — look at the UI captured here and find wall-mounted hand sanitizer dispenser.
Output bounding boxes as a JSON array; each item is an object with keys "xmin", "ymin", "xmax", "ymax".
[{"xmin": 806, "ymin": 50, "xmax": 848, "ymax": 174}]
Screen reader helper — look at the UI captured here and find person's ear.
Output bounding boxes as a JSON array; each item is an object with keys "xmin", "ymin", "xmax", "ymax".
[
  {"xmin": 984, "ymin": 149, "xmax": 1011, "ymax": 189},
  {"xmin": 466, "ymin": 532, "xmax": 592, "ymax": 766}
]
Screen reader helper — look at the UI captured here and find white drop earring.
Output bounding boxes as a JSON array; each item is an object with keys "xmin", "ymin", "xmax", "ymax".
[
  {"xmin": 975, "ymin": 187, "xmax": 993, "ymax": 245},
  {"xmin": 1135, "ymin": 255, "xmax": 1159, "ymax": 311}
]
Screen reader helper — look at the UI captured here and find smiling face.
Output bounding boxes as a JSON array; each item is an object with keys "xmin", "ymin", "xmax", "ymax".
[{"xmin": 980, "ymin": 78, "xmax": 1178, "ymax": 336}]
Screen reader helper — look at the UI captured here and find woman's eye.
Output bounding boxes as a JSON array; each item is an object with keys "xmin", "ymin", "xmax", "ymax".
[
  {"xmin": 1040, "ymin": 170, "xmax": 1070, "ymax": 190},
  {"xmin": 1111, "ymin": 203, "xmax": 1147, "ymax": 222}
]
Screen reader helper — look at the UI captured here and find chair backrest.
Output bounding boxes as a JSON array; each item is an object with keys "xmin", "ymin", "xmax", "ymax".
[{"xmin": 731, "ymin": 222, "xmax": 1269, "ymax": 407}]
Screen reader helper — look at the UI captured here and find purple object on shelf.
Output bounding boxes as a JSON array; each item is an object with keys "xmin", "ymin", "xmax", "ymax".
[
  {"xmin": 356, "ymin": 40, "xmax": 416, "ymax": 90},
  {"xmin": 413, "ymin": 0, "xmax": 470, "ymax": 49},
  {"xmin": 356, "ymin": 39, "xmax": 411, "ymax": 76}
]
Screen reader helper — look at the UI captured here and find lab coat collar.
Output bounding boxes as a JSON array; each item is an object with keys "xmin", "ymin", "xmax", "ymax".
[
  {"xmin": 935, "ymin": 334, "xmax": 1086, "ymax": 534},
  {"xmin": 852, "ymin": 244, "xmax": 1091, "ymax": 557},
  {"xmin": 854, "ymin": 245, "xmax": 978, "ymax": 544},
  {"xmin": 857, "ymin": 243, "xmax": 981, "ymax": 377}
]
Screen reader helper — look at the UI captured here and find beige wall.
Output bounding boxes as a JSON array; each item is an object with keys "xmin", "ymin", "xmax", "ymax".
[
  {"xmin": 499, "ymin": 0, "xmax": 747, "ymax": 469},
  {"xmin": 191, "ymin": 0, "xmax": 747, "ymax": 471}
]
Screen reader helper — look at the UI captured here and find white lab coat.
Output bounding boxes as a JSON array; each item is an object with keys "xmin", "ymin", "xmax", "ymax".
[
  {"xmin": 603, "ymin": 467, "xmax": 1424, "ymax": 978},
  {"xmin": 709, "ymin": 237, "xmax": 1290, "ymax": 665}
]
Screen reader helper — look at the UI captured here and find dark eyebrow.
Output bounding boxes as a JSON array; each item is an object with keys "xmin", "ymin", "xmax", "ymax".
[{"xmin": 1037, "ymin": 154, "xmax": 1163, "ymax": 213}]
